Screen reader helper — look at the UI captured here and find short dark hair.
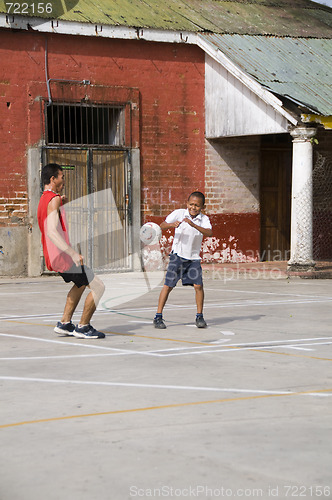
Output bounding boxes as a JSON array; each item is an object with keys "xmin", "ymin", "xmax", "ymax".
[
  {"xmin": 41, "ymin": 163, "xmax": 63, "ymax": 186},
  {"xmin": 188, "ymin": 191, "xmax": 205, "ymax": 205}
]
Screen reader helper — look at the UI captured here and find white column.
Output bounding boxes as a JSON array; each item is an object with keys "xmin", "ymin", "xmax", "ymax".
[{"xmin": 288, "ymin": 126, "xmax": 317, "ymax": 272}]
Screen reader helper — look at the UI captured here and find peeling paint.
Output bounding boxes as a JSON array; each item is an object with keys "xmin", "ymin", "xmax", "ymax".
[
  {"xmin": 142, "ymin": 245, "xmax": 164, "ymax": 271},
  {"xmin": 202, "ymin": 236, "xmax": 258, "ymax": 263},
  {"xmin": 142, "ymin": 233, "xmax": 258, "ymax": 269},
  {"xmin": 302, "ymin": 114, "xmax": 332, "ymax": 130}
]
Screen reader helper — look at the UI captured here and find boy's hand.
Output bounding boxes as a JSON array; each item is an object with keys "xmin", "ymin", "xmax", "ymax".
[
  {"xmin": 170, "ymin": 220, "xmax": 182, "ymax": 228},
  {"xmin": 183, "ymin": 217, "xmax": 195, "ymax": 227},
  {"xmin": 68, "ymin": 249, "xmax": 84, "ymax": 266}
]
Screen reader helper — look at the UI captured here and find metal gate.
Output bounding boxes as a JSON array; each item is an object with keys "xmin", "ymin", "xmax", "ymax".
[
  {"xmin": 42, "ymin": 100, "xmax": 133, "ymax": 272},
  {"xmin": 43, "ymin": 147, "xmax": 132, "ymax": 272}
]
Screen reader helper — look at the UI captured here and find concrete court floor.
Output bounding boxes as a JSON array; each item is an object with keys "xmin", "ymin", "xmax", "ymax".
[{"xmin": 0, "ymin": 271, "xmax": 332, "ymax": 500}]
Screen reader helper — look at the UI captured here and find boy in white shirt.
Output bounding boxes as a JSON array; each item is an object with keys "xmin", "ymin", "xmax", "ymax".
[{"xmin": 153, "ymin": 192, "xmax": 212, "ymax": 329}]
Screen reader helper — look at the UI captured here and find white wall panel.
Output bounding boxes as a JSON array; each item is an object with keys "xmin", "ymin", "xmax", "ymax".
[{"xmin": 205, "ymin": 54, "xmax": 290, "ymax": 138}]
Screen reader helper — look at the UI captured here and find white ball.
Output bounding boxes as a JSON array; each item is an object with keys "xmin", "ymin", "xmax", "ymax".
[{"xmin": 140, "ymin": 222, "xmax": 162, "ymax": 245}]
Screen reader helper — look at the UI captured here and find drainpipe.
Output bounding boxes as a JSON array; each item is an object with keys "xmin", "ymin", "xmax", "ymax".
[{"xmin": 288, "ymin": 126, "xmax": 317, "ymax": 272}]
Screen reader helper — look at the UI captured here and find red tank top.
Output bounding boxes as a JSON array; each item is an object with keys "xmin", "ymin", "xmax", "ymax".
[{"xmin": 37, "ymin": 191, "xmax": 73, "ymax": 272}]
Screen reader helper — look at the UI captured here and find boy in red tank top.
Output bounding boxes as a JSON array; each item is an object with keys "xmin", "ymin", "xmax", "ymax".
[{"xmin": 37, "ymin": 164, "xmax": 105, "ymax": 339}]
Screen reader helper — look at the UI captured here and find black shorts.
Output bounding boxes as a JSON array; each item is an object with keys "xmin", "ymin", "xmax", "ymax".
[
  {"xmin": 59, "ymin": 263, "xmax": 95, "ymax": 288},
  {"xmin": 164, "ymin": 253, "xmax": 203, "ymax": 287}
]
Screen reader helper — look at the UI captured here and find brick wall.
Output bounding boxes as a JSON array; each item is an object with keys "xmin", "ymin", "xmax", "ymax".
[
  {"xmin": 0, "ymin": 193, "xmax": 28, "ymax": 226},
  {"xmin": 204, "ymin": 137, "xmax": 261, "ymax": 262},
  {"xmin": 0, "ymin": 32, "xmax": 205, "ymax": 224},
  {"xmin": 205, "ymin": 137, "xmax": 260, "ymax": 214},
  {"xmin": 0, "ymin": 30, "xmax": 205, "ymax": 274},
  {"xmin": 146, "ymin": 136, "xmax": 261, "ymax": 265}
]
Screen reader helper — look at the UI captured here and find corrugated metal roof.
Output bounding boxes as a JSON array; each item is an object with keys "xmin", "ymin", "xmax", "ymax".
[
  {"xmin": 201, "ymin": 33, "xmax": 332, "ymax": 115},
  {"xmin": 1, "ymin": 0, "xmax": 332, "ymax": 37},
  {"xmin": 0, "ymin": 0, "xmax": 331, "ymax": 116}
]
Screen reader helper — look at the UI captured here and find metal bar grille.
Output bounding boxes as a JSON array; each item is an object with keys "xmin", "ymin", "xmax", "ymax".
[{"xmin": 45, "ymin": 102, "xmax": 126, "ymax": 147}]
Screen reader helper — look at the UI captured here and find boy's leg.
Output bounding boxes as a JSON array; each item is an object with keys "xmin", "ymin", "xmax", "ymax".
[
  {"xmin": 154, "ymin": 285, "xmax": 173, "ymax": 329},
  {"xmin": 56, "ymin": 267, "xmax": 105, "ymax": 338},
  {"xmin": 194, "ymin": 284, "xmax": 207, "ymax": 328},
  {"xmin": 54, "ymin": 283, "xmax": 86, "ymax": 336},
  {"xmin": 61, "ymin": 284, "xmax": 86, "ymax": 323},
  {"xmin": 154, "ymin": 253, "xmax": 180, "ymax": 329},
  {"xmin": 157, "ymin": 285, "xmax": 173, "ymax": 314},
  {"xmin": 193, "ymin": 284, "xmax": 204, "ymax": 314},
  {"xmin": 79, "ymin": 276, "xmax": 105, "ymax": 326},
  {"xmin": 73, "ymin": 276, "xmax": 106, "ymax": 339}
]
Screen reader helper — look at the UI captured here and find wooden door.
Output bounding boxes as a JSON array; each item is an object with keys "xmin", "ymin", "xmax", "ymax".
[
  {"xmin": 260, "ymin": 146, "xmax": 291, "ymax": 261},
  {"xmin": 44, "ymin": 148, "xmax": 132, "ymax": 271}
]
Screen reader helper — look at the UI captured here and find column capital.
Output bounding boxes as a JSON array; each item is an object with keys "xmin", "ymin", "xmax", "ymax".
[{"xmin": 290, "ymin": 126, "xmax": 317, "ymax": 142}]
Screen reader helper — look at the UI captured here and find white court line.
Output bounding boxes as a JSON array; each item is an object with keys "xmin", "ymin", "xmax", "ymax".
[
  {"xmin": 43, "ymin": 317, "xmax": 81, "ymax": 322},
  {"xmin": 0, "ymin": 291, "xmax": 63, "ymax": 296},
  {"xmin": 208, "ymin": 339, "xmax": 231, "ymax": 344},
  {"xmin": 0, "ymin": 354, "xmax": 127, "ymax": 361},
  {"xmin": 190, "ymin": 298, "xmax": 332, "ymax": 308},
  {"xmin": 0, "ymin": 376, "xmax": 330, "ymax": 397},
  {"xmin": 154, "ymin": 341, "xmax": 332, "ymax": 357},
  {"xmin": 102, "ymin": 297, "xmax": 332, "ymax": 314},
  {"xmin": 1, "ymin": 297, "xmax": 332, "ymax": 322},
  {"xmin": 284, "ymin": 346, "xmax": 313, "ymax": 351},
  {"xmin": 0, "ymin": 312, "xmax": 71, "ymax": 321},
  {"xmin": 0, "ymin": 333, "xmax": 157, "ymax": 357},
  {"xmin": 204, "ymin": 288, "xmax": 332, "ymax": 300},
  {"xmin": 148, "ymin": 337, "xmax": 332, "ymax": 354},
  {"xmin": 2, "ymin": 334, "xmax": 332, "ymax": 361},
  {"xmin": 128, "ymin": 321, "xmax": 152, "ymax": 324}
]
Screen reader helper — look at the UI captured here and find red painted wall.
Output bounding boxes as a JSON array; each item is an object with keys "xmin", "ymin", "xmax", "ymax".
[
  {"xmin": 148, "ymin": 213, "xmax": 260, "ymax": 264},
  {"xmin": 0, "ymin": 30, "xmax": 205, "ymax": 228}
]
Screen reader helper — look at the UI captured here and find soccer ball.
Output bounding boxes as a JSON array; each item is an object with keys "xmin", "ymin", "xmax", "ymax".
[{"xmin": 140, "ymin": 222, "xmax": 162, "ymax": 245}]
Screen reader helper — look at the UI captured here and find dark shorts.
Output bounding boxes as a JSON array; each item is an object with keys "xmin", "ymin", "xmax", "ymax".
[
  {"xmin": 59, "ymin": 263, "xmax": 95, "ymax": 288},
  {"xmin": 164, "ymin": 253, "xmax": 203, "ymax": 288}
]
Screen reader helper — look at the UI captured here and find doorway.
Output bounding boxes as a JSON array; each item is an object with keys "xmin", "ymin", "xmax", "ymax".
[
  {"xmin": 43, "ymin": 148, "xmax": 132, "ymax": 271},
  {"xmin": 42, "ymin": 100, "xmax": 132, "ymax": 272},
  {"xmin": 260, "ymin": 135, "xmax": 292, "ymax": 261}
]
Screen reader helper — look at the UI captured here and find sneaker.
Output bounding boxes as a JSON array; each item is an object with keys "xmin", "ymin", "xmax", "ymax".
[
  {"xmin": 73, "ymin": 324, "xmax": 105, "ymax": 339},
  {"xmin": 153, "ymin": 317, "xmax": 166, "ymax": 329},
  {"xmin": 196, "ymin": 316, "xmax": 207, "ymax": 328},
  {"xmin": 54, "ymin": 321, "xmax": 75, "ymax": 336}
]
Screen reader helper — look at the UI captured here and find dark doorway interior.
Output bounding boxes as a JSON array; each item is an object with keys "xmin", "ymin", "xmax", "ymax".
[{"xmin": 260, "ymin": 134, "xmax": 292, "ymax": 262}]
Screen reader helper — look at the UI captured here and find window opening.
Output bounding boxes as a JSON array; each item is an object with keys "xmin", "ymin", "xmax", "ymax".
[{"xmin": 45, "ymin": 102, "xmax": 125, "ymax": 146}]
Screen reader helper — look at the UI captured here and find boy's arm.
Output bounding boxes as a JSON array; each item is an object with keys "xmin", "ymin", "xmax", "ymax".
[
  {"xmin": 160, "ymin": 220, "xmax": 182, "ymax": 230},
  {"xmin": 182, "ymin": 217, "xmax": 213, "ymax": 237},
  {"xmin": 46, "ymin": 196, "xmax": 83, "ymax": 266}
]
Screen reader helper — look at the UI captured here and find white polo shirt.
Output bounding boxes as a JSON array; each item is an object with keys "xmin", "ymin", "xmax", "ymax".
[{"xmin": 165, "ymin": 208, "xmax": 212, "ymax": 260}]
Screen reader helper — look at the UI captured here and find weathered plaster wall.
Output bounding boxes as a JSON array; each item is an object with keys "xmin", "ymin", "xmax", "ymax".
[
  {"xmin": 204, "ymin": 136, "xmax": 260, "ymax": 262},
  {"xmin": 0, "ymin": 30, "xmax": 205, "ymax": 275}
]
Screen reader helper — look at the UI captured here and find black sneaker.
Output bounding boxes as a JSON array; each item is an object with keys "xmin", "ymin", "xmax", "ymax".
[
  {"xmin": 153, "ymin": 317, "xmax": 166, "ymax": 329},
  {"xmin": 54, "ymin": 321, "xmax": 75, "ymax": 336},
  {"xmin": 196, "ymin": 316, "xmax": 207, "ymax": 328},
  {"xmin": 73, "ymin": 324, "xmax": 105, "ymax": 339}
]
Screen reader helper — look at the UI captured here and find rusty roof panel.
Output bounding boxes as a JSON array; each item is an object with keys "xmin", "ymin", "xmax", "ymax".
[
  {"xmin": 201, "ymin": 33, "xmax": 332, "ymax": 115},
  {"xmin": 1, "ymin": 0, "xmax": 332, "ymax": 37}
]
